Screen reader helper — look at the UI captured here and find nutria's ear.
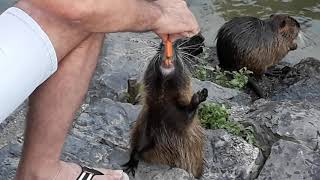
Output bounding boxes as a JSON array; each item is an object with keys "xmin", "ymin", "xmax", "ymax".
[
  {"xmin": 280, "ymin": 20, "xmax": 286, "ymax": 28},
  {"xmin": 270, "ymin": 14, "xmax": 274, "ymax": 18}
]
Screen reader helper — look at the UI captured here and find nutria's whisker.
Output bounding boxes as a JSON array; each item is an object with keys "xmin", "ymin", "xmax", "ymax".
[
  {"xmin": 153, "ymin": 52, "xmax": 161, "ymax": 74},
  {"xmin": 178, "ymin": 41, "xmax": 204, "ymax": 49},
  {"xmin": 140, "ymin": 54, "xmax": 157, "ymax": 62},
  {"xmin": 139, "ymin": 49, "xmax": 158, "ymax": 55},
  {"xmin": 178, "ymin": 51, "xmax": 203, "ymax": 62},
  {"xmin": 132, "ymin": 38, "xmax": 160, "ymax": 48},
  {"xmin": 139, "ymin": 48, "xmax": 161, "ymax": 58},
  {"xmin": 143, "ymin": 54, "xmax": 157, "ymax": 62},
  {"xmin": 179, "ymin": 53, "xmax": 197, "ymax": 64},
  {"xmin": 180, "ymin": 52, "xmax": 196, "ymax": 63},
  {"xmin": 178, "ymin": 44, "xmax": 205, "ymax": 51},
  {"xmin": 176, "ymin": 37, "xmax": 198, "ymax": 48},
  {"xmin": 140, "ymin": 50, "xmax": 159, "ymax": 57},
  {"xmin": 299, "ymin": 29, "xmax": 319, "ymax": 48},
  {"xmin": 177, "ymin": 53, "xmax": 189, "ymax": 74},
  {"xmin": 135, "ymin": 47, "xmax": 159, "ymax": 53},
  {"xmin": 298, "ymin": 32, "xmax": 307, "ymax": 48},
  {"xmin": 180, "ymin": 54, "xmax": 195, "ymax": 67}
]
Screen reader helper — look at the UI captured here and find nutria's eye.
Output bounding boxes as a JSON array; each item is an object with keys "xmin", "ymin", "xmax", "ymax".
[
  {"xmin": 280, "ymin": 20, "xmax": 286, "ymax": 28},
  {"xmin": 270, "ymin": 14, "xmax": 274, "ymax": 18}
]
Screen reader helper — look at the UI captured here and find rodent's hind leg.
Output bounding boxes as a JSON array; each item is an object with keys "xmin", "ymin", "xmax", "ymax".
[
  {"xmin": 122, "ymin": 131, "xmax": 155, "ymax": 177},
  {"xmin": 122, "ymin": 149, "xmax": 139, "ymax": 177}
]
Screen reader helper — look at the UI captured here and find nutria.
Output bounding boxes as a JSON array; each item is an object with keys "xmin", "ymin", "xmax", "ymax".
[
  {"xmin": 216, "ymin": 14, "xmax": 300, "ymax": 76},
  {"xmin": 122, "ymin": 34, "xmax": 208, "ymax": 178}
]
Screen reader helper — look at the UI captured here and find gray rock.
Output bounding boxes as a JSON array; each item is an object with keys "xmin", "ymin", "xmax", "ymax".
[
  {"xmin": 192, "ymin": 78, "xmax": 252, "ymax": 106},
  {"xmin": 88, "ymin": 32, "xmax": 160, "ymax": 102},
  {"xmin": 133, "ymin": 163, "xmax": 194, "ymax": 180},
  {"xmin": 0, "ymin": 143, "xmax": 21, "ymax": 180},
  {"xmin": 271, "ymin": 58, "xmax": 320, "ymax": 104},
  {"xmin": 0, "ymin": 98, "xmax": 141, "ymax": 179},
  {"xmin": 257, "ymin": 140, "xmax": 320, "ymax": 180},
  {"xmin": 192, "ymin": 78, "xmax": 239, "ymax": 103},
  {"xmin": 64, "ymin": 98, "xmax": 141, "ymax": 169},
  {"xmin": 0, "ymin": 103, "xmax": 26, "ymax": 149},
  {"xmin": 243, "ymin": 101, "xmax": 320, "ymax": 156},
  {"xmin": 0, "ymin": 98, "xmax": 262, "ymax": 180},
  {"xmin": 202, "ymin": 130, "xmax": 263, "ymax": 180}
]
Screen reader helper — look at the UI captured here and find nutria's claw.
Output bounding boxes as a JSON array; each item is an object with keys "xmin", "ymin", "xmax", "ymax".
[
  {"xmin": 191, "ymin": 88, "xmax": 208, "ymax": 107},
  {"xmin": 198, "ymin": 88, "xmax": 208, "ymax": 103},
  {"xmin": 191, "ymin": 88, "xmax": 208, "ymax": 108},
  {"xmin": 265, "ymin": 67, "xmax": 285, "ymax": 77},
  {"xmin": 265, "ymin": 66, "xmax": 295, "ymax": 78},
  {"xmin": 122, "ymin": 159, "xmax": 139, "ymax": 177}
]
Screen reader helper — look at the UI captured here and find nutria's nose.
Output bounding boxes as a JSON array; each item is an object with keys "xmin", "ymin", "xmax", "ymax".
[{"xmin": 289, "ymin": 43, "xmax": 298, "ymax": 50}]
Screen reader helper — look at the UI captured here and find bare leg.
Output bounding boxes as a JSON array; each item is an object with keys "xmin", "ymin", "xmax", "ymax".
[
  {"xmin": 11, "ymin": 1, "xmax": 128, "ymax": 180},
  {"xmin": 15, "ymin": 33, "xmax": 126, "ymax": 180}
]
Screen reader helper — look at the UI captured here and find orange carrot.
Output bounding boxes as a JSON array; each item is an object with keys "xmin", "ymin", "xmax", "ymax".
[{"xmin": 165, "ymin": 35, "xmax": 173, "ymax": 59}]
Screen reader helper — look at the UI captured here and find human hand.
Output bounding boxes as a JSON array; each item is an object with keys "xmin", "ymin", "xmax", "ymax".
[{"xmin": 151, "ymin": 0, "xmax": 200, "ymax": 42}]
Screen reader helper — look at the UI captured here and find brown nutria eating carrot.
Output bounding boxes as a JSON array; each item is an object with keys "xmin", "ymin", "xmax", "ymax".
[{"xmin": 122, "ymin": 33, "xmax": 207, "ymax": 178}]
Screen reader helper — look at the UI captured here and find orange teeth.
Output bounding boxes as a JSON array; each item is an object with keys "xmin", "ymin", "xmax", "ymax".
[{"xmin": 164, "ymin": 58, "xmax": 172, "ymax": 67}]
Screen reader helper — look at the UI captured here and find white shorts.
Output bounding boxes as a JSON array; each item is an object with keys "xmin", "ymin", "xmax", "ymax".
[{"xmin": 0, "ymin": 7, "xmax": 57, "ymax": 123}]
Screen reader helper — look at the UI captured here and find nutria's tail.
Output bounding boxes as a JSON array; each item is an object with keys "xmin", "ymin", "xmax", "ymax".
[{"xmin": 247, "ymin": 77, "xmax": 265, "ymax": 98}]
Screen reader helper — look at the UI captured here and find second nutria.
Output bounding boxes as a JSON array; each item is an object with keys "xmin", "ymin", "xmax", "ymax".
[
  {"xmin": 122, "ymin": 34, "xmax": 208, "ymax": 178},
  {"xmin": 216, "ymin": 14, "xmax": 300, "ymax": 76}
]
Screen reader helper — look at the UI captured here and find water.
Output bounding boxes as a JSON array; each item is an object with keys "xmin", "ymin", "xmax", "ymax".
[
  {"xmin": 0, "ymin": 0, "xmax": 16, "ymax": 13},
  {"xmin": 212, "ymin": 0, "xmax": 320, "ymax": 40}
]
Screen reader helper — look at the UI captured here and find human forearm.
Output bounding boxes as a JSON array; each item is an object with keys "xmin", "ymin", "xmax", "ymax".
[
  {"xmin": 24, "ymin": 0, "xmax": 199, "ymax": 41},
  {"xmin": 27, "ymin": 0, "xmax": 162, "ymax": 33},
  {"xmin": 81, "ymin": 0, "xmax": 162, "ymax": 32}
]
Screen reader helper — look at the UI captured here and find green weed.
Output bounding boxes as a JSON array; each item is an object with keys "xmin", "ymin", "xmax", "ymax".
[
  {"xmin": 193, "ymin": 65, "xmax": 253, "ymax": 90},
  {"xmin": 198, "ymin": 102, "xmax": 256, "ymax": 145}
]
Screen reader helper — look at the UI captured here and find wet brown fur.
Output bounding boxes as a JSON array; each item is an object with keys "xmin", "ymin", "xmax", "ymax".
[
  {"xmin": 216, "ymin": 14, "xmax": 300, "ymax": 76},
  {"xmin": 132, "ymin": 80, "xmax": 205, "ymax": 177},
  {"xmin": 123, "ymin": 35, "xmax": 207, "ymax": 178}
]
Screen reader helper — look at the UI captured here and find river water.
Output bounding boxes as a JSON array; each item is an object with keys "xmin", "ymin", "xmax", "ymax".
[
  {"xmin": 213, "ymin": 0, "xmax": 319, "ymax": 33},
  {"xmin": 0, "ymin": 0, "xmax": 16, "ymax": 13},
  {"xmin": 0, "ymin": 0, "xmax": 319, "ymax": 63}
]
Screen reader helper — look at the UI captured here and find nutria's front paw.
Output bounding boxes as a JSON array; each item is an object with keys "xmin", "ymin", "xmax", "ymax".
[
  {"xmin": 198, "ymin": 88, "xmax": 208, "ymax": 103},
  {"xmin": 190, "ymin": 88, "xmax": 208, "ymax": 109}
]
